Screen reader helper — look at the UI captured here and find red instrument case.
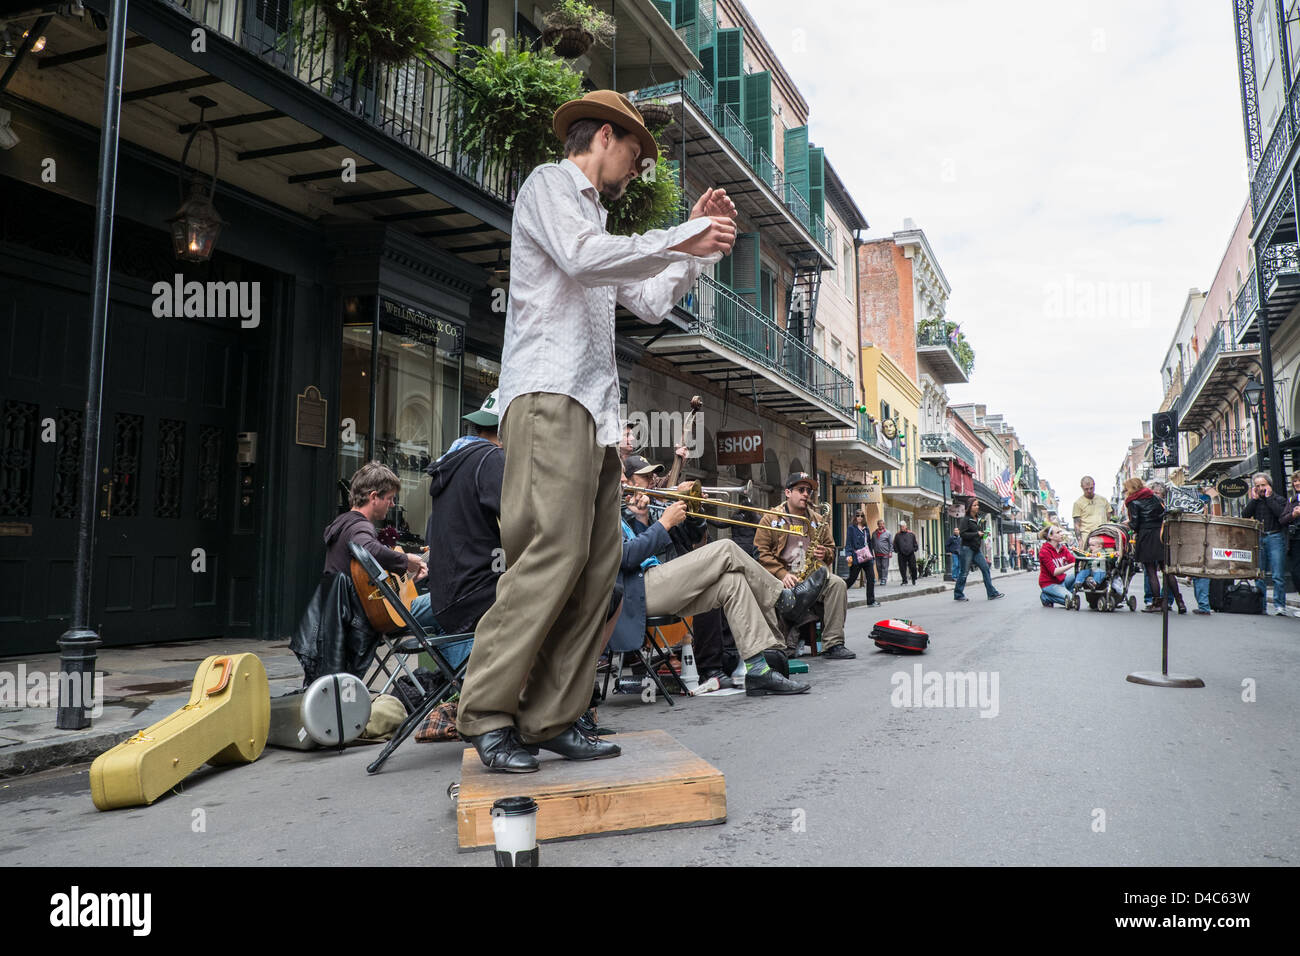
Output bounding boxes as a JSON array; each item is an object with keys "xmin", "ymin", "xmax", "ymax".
[{"xmin": 870, "ymin": 619, "xmax": 929, "ymax": 654}]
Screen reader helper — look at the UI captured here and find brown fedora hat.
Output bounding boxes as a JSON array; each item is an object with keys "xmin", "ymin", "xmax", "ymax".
[{"xmin": 553, "ymin": 90, "xmax": 658, "ymax": 165}]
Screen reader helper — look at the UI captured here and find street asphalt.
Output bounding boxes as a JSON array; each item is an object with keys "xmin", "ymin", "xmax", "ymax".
[{"xmin": 1, "ymin": 573, "xmax": 1295, "ymax": 867}]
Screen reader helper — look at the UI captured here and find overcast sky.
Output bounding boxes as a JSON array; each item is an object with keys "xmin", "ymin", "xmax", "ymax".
[{"xmin": 745, "ymin": 0, "xmax": 1248, "ymax": 500}]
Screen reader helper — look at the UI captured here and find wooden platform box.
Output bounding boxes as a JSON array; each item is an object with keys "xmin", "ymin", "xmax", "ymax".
[{"xmin": 456, "ymin": 730, "xmax": 726, "ymax": 849}]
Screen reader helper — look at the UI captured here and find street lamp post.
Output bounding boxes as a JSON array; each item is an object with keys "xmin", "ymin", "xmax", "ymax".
[{"xmin": 1244, "ymin": 376, "xmax": 1266, "ymax": 477}]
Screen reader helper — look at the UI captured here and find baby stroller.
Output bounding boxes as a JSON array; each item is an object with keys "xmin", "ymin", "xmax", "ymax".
[{"xmin": 1065, "ymin": 523, "xmax": 1139, "ymax": 612}]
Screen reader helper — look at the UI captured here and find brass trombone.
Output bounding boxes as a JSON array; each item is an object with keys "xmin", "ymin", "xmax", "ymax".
[
  {"xmin": 623, "ymin": 481, "xmax": 807, "ymax": 536},
  {"xmin": 700, "ymin": 479, "xmax": 754, "ymax": 499}
]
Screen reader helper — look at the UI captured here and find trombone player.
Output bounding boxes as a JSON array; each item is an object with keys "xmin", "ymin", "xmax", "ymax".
[
  {"xmin": 622, "ymin": 466, "xmax": 826, "ymax": 693},
  {"xmin": 754, "ymin": 473, "xmax": 855, "ymax": 660}
]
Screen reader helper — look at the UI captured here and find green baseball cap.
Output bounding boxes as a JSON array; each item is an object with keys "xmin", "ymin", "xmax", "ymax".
[{"xmin": 463, "ymin": 389, "xmax": 500, "ymax": 427}]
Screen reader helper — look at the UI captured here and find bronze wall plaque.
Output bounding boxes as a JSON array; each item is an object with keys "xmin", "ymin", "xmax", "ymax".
[
  {"xmin": 296, "ymin": 385, "xmax": 328, "ymax": 448},
  {"xmin": 0, "ymin": 523, "xmax": 33, "ymax": 536}
]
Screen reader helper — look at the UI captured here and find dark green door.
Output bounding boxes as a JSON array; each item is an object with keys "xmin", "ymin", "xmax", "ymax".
[{"xmin": 0, "ymin": 253, "xmax": 261, "ymax": 654}]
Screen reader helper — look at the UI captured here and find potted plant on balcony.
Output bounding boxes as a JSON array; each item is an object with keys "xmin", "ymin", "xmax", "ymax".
[
  {"xmin": 606, "ymin": 154, "xmax": 682, "ymax": 236},
  {"xmin": 457, "ymin": 40, "xmax": 586, "ymax": 175},
  {"xmin": 918, "ymin": 317, "xmax": 976, "ymax": 374},
  {"xmin": 291, "ymin": 0, "xmax": 462, "ymax": 81},
  {"xmin": 541, "ymin": 0, "xmax": 617, "ymax": 58}
]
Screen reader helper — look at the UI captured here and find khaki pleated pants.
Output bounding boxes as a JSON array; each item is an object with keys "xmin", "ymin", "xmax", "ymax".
[
  {"xmin": 643, "ymin": 539, "xmax": 786, "ymax": 659},
  {"xmin": 456, "ymin": 393, "xmax": 622, "ymax": 743}
]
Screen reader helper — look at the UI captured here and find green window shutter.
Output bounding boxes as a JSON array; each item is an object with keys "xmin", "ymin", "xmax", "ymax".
[
  {"xmin": 808, "ymin": 145, "xmax": 825, "ymax": 223},
  {"xmin": 743, "ymin": 71, "xmax": 772, "ymax": 163},
  {"xmin": 715, "ymin": 27, "xmax": 744, "ymax": 122},
  {"xmin": 698, "ymin": 44, "xmax": 715, "ymax": 90},
  {"xmin": 677, "ymin": 0, "xmax": 697, "ymax": 25},
  {"xmin": 715, "ymin": 232, "xmax": 758, "ymax": 301},
  {"xmin": 652, "ymin": 0, "xmax": 674, "ymax": 24},
  {"xmin": 731, "ymin": 232, "xmax": 759, "ymax": 307},
  {"xmin": 759, "ymin": 268, "xmax": 775, "ymax": 319},
  {"xmin": 784, "ymin": 126, "xmax": 809, "ymax": 219}
]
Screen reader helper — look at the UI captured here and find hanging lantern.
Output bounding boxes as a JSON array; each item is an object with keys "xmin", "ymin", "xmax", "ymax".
[{"xmin": 168, "ymin": 107, "xmax": 223, "ymax": 262}]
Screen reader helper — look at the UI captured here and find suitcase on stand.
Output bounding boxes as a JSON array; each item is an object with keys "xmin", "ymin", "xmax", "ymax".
[
  {"xmin": 90, "ymin": 653, "xmax": 270, "ymax": 810},
  {"xmin": 871, "ymin": 619, "xmax": 929, "ymax": 654}
]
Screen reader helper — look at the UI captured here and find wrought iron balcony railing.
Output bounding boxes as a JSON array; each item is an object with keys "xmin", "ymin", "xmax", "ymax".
[
  {"xmin": 917, "ymin": 460, "xmax": 947, "ymax": 496},
  {"xmin": 1187, "ymin": 427, "xmax": 1251, "ymax": 476},
  {"xmin": 172, "ymin": 0, "xmax": 522, "ymax": 204},
  {"xmin": 818, "ymin": 418, "xmax": 904, "ymax": 462},
  {"xmin": 973, "ymin": 478, "xmax": 1002, "ymax": 504},
  {"xmin": 920, "ymin": 431, "xmax": 978, "ymax": 469},
  {"xmin": 1260, "ymin": 241, "xmax": 1300, "ymax": 291},
  {"xmin": 1176, "ymin": 323, "xmax": 1258, "ymax": 420},
  {"xmin": 632, "ymin": 74, "xmax": 831, "ymax": 253},
  {"xmin": 915, "ymin": 323, "xmax": 974, "ymax": 376},
  {"xmin": 680, "ymin": 274, "xmax": 854, "ymax": 415},
  {"xmin": 1251, "ymin": 108, "xmax": 1292, "ymax": 220}
]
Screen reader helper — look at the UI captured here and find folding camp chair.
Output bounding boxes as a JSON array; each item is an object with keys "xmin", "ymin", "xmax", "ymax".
[
  {"xmin": 347, "ymin": 543, "xmax": 473, "ymax": 774},
  {"xmin": 600, "ymin": 614, "xmax": 693, "ymax": 706}
]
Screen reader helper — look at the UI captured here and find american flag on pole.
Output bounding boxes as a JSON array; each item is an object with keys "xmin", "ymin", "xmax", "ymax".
[{"xmin": 993, "ymin": 465, "xmax": 1014, "ymax": 499}]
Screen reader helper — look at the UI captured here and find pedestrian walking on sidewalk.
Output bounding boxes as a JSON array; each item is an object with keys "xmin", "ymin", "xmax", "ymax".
[
  {"xmin": 953, "ymin": 500, "xmax": 1003, "ymax": 601},
  {"xmin": 872, "ymin": 519, "xmax": 893, "ymax": 586},
  {"xmin": 895, "ymin": 521, "xmax": 919, "ymax": 584},
  {"xmin": 844, "ymin": 512, "xmax": 879, "ymax": 605}
]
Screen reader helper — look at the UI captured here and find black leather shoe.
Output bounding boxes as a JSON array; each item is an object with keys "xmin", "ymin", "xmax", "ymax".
[
  {"xmin": 745, "ymin": 668, "xmax": 811, "ymax": 696},
  {"xmin": 762, "ymin": 647, "xmax": 790, "ymax": 677},
  {"xmin": 775, "ymin": 566, "xmax": 828, "ymax": 622},
  {"xmin": 523, "ymin": 724, "xmax": 621, "ymax": 761},
  {"xmin": 988, "ymin": 592, "xmax": 1005, "ymax": 601},
  {"xmin": 954, "ymin": 595, "xmax": 970, "ymax": 602},
  {"xmin": 463, "ymin": 727, "xmax": 540, "ymax": 774},
  {"xmin": 822, "ymin": 644, "xmax": 856, "ymax": 660}
]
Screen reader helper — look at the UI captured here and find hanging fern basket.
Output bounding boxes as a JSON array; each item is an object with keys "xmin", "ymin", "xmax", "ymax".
[
  {"xmin": 637, "ymin": 102, "xmax": 673, "ymax": 130},
  {"xmin": 543, "ymin": 26, "xmax": 594, "ymax": 58}
]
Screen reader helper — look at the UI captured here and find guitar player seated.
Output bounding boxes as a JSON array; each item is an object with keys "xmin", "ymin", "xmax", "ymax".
[
  {"xmin": 291, "ymin": 462, "xmax": 427, "ymax": 685},
  {"xmin": 324, "ymin": 461, "xmax": 427, "ymax": 582}
]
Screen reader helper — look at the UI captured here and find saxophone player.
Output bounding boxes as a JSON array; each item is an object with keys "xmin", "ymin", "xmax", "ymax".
[{"xmin": 754, "ymin": 473, "xmax": 855, "ymax": 660}]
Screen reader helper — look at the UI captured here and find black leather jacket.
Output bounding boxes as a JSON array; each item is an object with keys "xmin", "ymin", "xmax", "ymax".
[
  {"xmin": 290, "ymin": 572, "xmax": 379, "ymax": 687},
  {"xmin": 1125, "ymin": 493, "xmax": 1165, "ymax": 534}
]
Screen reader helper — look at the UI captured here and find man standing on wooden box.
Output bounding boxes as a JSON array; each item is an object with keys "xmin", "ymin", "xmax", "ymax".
[{"xmin": 455, "ymin": 90, "xmax": 737, "ymax": 773}]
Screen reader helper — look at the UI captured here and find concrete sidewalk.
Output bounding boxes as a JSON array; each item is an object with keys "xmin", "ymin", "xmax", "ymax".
[{"xmin": 0, "ymin": 638, "xmax": 305, "ymax": 777}]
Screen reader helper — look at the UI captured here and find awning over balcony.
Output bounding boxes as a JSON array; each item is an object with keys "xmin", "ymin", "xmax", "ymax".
[
  {"xmin": 818, "ymin": 421, "xmax": 903, "ymax": 472},
  {"xmin": 622, "ymin": 273, "xmax": 855, "ymax": 428}
]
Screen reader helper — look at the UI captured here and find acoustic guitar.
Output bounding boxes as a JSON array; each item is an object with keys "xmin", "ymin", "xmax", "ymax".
[{"xmin": 350, "ymin": 546, "xmax": 424, "ymax": 634}]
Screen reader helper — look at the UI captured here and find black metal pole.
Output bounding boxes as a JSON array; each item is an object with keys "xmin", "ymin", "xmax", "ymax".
[
  {"xmin": 56, "ymin": 0, "xmax": 130, "ymax": 730},
  {"xmin": 1258, "ymin": 284, "xmax": 1285, "ymax": 492}
]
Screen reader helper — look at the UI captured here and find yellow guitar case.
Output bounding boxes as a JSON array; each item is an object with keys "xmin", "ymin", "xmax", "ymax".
[{"xmin": 90, "ymin": 653, "xmax": 270, "ymax": 811}]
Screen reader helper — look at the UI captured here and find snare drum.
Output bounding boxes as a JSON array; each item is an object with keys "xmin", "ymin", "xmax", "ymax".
[{"xmin": 1165, "ymin": 513, "xmax": 1261, "ymax": 579}]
